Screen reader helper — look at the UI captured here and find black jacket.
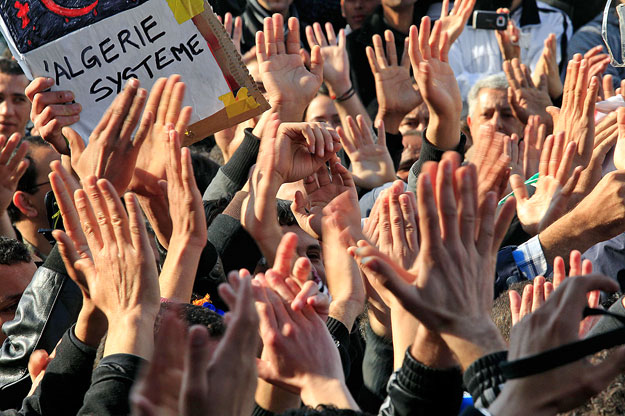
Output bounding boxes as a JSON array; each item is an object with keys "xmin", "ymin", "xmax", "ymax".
[{"xmin": 0, "ymin": 246, "xmax": 81, "ymax": 410}]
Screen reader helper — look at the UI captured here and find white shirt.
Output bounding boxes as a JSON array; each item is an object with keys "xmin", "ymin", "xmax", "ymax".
[{"xmin": 448, "ymin": 1, "xmax": 573, "ymax": 99}]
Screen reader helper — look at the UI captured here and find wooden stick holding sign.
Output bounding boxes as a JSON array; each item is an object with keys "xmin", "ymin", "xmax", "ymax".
[{"xmin": 0, "ymin": 0, "xmax": 269, "ymax": 145}]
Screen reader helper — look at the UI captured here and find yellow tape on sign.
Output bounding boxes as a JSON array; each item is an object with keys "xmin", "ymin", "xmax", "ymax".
[
  {"xmin": 219, "ymin": 87, "xmax": 260, "ymax": 118},
  {"xmin": 167, "ymin": 0, "xmax": 204, "ymax": 24}
]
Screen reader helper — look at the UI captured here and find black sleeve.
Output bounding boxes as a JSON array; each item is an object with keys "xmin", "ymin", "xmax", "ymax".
[
  {"xmin": 360, "ymin": 321, "xmax": 394, "ymax": 412},
  {"xmin": 326, "ymin": 317, "xmax": 352, "ymax": 379},
  {"xmin": 407, "ymin": 133, "xmax": 467, "ymax": 194},
  {"xmin": 251, "ymin": 404, "xmax": 275, "ymax": 416},
  {"xmin": 77, "ymin": 354, "xmax": 146, "ymax": 416},
  {"xmin": 221, "ymin": 129, "xmax": 260, "ymax": 189},
  {"xmin": 207, "ymin": 213, "xmax": 263, "ymax": 274},
  {"xmin": 19, "ymin": 326, "xmax": 96, "ymax": 416},
  {"xmin": 463, "ymin": 351, "xmax": 508, "ymax": 409},
  {"xmin": 379, "ymin": 348, "xmax": 463, "ymax": 416},
  {"xmin": 0, "ymin": 245, "xmax": 82, "ymax": 410}
]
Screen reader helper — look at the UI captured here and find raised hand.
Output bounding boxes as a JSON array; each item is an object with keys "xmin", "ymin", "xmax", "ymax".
[
  {"xmin": 156, "ymin": 129, "xmax": 207, "ymax": 303},
  {"xmin": 52, "ymin": 175, "xmax": 159, "ymax": 359},
  {"xmin": 25, "ymin": 77, "xmax": 81, "ymax": 155},
  {"xmin": 584, "ymin": 45, "xmax": 611, "ymax": 82},
  {"xmin": 254, "ymin": 283, "xmax": 358, "ymax": 409},
  {"xmin": 437, "ymin": 0, "xmax": 476, "ymax": 45},
  {"xmin": 367, "ymin": 30, "xmax": 421, "ymax": 131},
  {"xmin": 613, "ymin": 107, "xmax": 625, "ymax": 170},
  {"xmin": 219, "ymin": 12, "xmax": 243, "ymax": 53},
  {"xmin": 66, "ymin": 78, "xmax": 152, "ymax": 194},
  {"xmin": 350, "ymin": 154, "xmax": 516, "ymax": 369},
  {"xmin": 180, "ymin": 272, "xmax": 259, "ymax": 416},
  {"xmin": 291, "ymin": 156, "xmax": 356, "ymax": 240},
  {"xmin": 306, "ymin": 22, "xmax": 350, "ymax": 97},
  {"xmin": 255, "ymin": 232, "xmax": 330, "ymax": 321},
  {"xmin": 548, "ymin": 55, "xmax": 599, "ymax": 168},
  {"xmin": 511, "ymin": 132, "xmax": 582, "ymax": 236},
  {"xmin": 471, "ymin": 124, "xmax": 511, "ymax": 206},
  {"xmin": 495, "ymin": 9, "xmax": 520, "ymax": 61},
  {"xmin": 0, "ymin": 133, "xmax": 28, "ymax": 213},
  {"xmin": 273, "ymin": 122, "xmax": 341, "ymax": 183},
  {"xmin": 504, "ymin": 58, "xmax": 553, "ymax": 129},
  {"xmin": 489, "ymin": 275, "xmax": 623, "ymax": 415},
  {"xmin": 337, "ymin": 116, "xmax": 396, "ymax": 189},
  {"xmin": 532, "ymin": 34, "xmax": 563, "ymax": 99},
  {"xmin": 409, "ymin": 17, "xmax": 462, "ymax": 150},
  {"xmin": 521, "ymin": 116, "xmax": 546, "ymax": 178},
  {"xmin": 129, "ymin": 75, "xmax": 192, "ymax": 198},
  {"xmin": 257, "ymin": 14, "xmax": 323, "ymax": 122}
]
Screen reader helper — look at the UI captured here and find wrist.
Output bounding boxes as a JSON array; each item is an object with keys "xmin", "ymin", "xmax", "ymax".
[
  {"xmin": 440, "ymin": 318, "xmax": 506, "ymax": 371},
  {"xmin": 300, "ymin": 376, "xmax": 357, "ymax": 409},
  {"xmin": 75, "ymin": 302, "xmax": 108, "ymax": 348},
  {"xmin": 327, "ymin": 80, "xmax": 352, "ymax": 99},
  {"xmin": 426, "ymin": 113, "xmax": 461, "ymax": 151},
  {"xmin": 329, "ymin": 298, "xmax": 364, "ymax": 331},
  {"xmin": 103, "ymin": 310, "xmax": 158, "ymax": 359}
]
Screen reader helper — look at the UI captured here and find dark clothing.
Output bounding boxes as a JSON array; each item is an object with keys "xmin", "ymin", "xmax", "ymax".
[
  {"xmin": 360, "ymin": 323, "xmax": 393, "ymax": 412},
  {"xmin": 0, "ymin": 245, "xmax": 81, "ymax": 410},
  {"xmin": 463, "ymin": 351, "xmax": 508, "ymax": 409},
  {"xmin": 380, "ymin": 349, "xmax": 463, "ymax": 416},
  {"xmin": 346, "ymin": 4, "xmax": 433, "ymax": 110},
  {"xmin": 240, "ymin": 0, "xmax": 309, "ymax": 54}
]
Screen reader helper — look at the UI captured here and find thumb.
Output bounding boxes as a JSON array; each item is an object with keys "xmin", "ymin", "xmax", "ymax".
[
  {"xmin": 28, "ymin": 349, "xmax": 50, "ymax": 383},
  {"xmin": 62, "ymin": 127, "xmax": 85, "ymax": 160},
  {"xmin": 309, "ymin": 45, "xmax": 324, "ymax": 80},
  {"xmin": 545, "ymin": 106, "xmax": 560, "ymax": 124}
]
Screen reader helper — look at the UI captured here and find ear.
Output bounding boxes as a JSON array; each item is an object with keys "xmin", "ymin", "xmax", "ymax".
[
  {"xmin": 13, "ymin": 191, "xmax": 38, "ymax": 218},
  {"xmin": 466, "ymin": 115, "xmax": 472, "ymax": 129}
]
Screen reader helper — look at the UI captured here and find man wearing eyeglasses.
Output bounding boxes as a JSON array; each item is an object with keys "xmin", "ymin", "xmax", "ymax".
[{"xmin": 6, "ymin": 136, "xmax": 60, "ymax": 261}]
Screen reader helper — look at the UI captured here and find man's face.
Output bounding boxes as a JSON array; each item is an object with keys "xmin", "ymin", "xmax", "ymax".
[
  {"xmin": 341, "ymin": 0, "xmax": 380, "ymax": 30},
  {"xmin": 0, "ymin": 73, "xmax": 30, "ymax": 137},
  {"xmin": 468, "ymin": 88, "xmax": 523, "ymax": 140},
  {"xmin": 282, "ymin": 225, "xmax": 326, "ymax": 285},
  {"xmin": 399, "ymin": 101, "xmax": 429, "ymax": 161},
  {"xmin": 0, "ymin": 261, "xmax": 36, "ymax": 343},
  {"xmin": 257, "ymin": 0, "xmax": 294, "ymax": 13},
  {"xmin": 305, "ymin": 95, "xmax": 341, "ymax": 130},
  {"xmin": 26, "ymin": 145, "xmax": 60, "ymax": 224}
]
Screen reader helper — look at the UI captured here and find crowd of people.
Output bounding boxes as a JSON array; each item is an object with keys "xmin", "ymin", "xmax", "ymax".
[{"xmin": 1, "ymin": 0, "xmax": 625, "ymax": 414}]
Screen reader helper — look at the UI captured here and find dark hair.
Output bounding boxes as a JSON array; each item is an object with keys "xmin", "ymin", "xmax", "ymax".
[
  {"xmin": 281, "ymin": 405, "xmax": 370, "ymax": 415},
  {"xmin": 491, "ymin": 280, "xmax": 532, "ymax": 342},
  {"xmin": 0, "ymin": 58, "xmax": 24, "ymax": 76},
  {"xmin": 0, "ymin": 237, "xmax": 31, "ymax": 265},
  {"xmin": 7, "ymin": 136, "xmax": 51, "ymax": 223},
  {"xmin": 160, "ymin": 302, "xmax": 226, "ymax": 338},
  {"xmin": 277, "ymin": 199, "xmax": 297, "ymax": 227}
]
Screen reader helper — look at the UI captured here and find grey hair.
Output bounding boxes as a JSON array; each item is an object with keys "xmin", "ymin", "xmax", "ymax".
[{"xmin": 467, "ymin": 73, "xmax": 509, "ymax": 118}]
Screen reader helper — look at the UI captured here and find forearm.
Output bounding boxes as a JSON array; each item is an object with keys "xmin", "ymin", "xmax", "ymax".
[
  {"xmin": 425, "ymin": 113, "xmax": 461, "ymax": 151},
  {"xmin": 377, "ymin": 110, "xmax": 406, "ymax": 135},
  {"xmin": 409, "ymin": 325, "xmax": 457, "ymax": 369},
  {"xmin": 328, "ymin": 299, "xmax": 363, "ymax": 333},
  {"xmin": 73, "ymin": 303, "xmax": 107, "ymax": 348},
  {"xmin": 103, "ymin": 312, "xmax": 157, "ymax": 360},
  {"xmin": 392, "ymin": 308, "xmax": 419, "ymax": 370},
  {"xmin": 158, "ymin": 243, "xmax": 204, "ymax": 303},
  {"xmin": 538, "ymin": 213, "xmax": 599, "ymax": 268},
  {"xmin": 331, "ymin": 82, "xmax": 372, "ymax": 132},
  {"xmin": 441, "ymin": 319, "xmax": 507, "ymax": 371}
]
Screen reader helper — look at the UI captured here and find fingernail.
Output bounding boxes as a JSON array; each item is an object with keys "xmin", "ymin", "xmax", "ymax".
[
  {"xmin": 64, "ymin": 92, "xmax": 74, "ymax": 101},
  {"xmin": 46, "ymin": 77, "xmax": 54, "ymax": 85},
  {"xmin": 128, "ymin": 78, "xmax": 139, "ymax": 88}
]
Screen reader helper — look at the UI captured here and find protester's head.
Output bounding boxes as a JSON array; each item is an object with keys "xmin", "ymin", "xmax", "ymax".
[
  {"xmin": 0, "ymin": 58, "xmax": 30, "ymax": 137},
  {"xmin": 467, "ymin": 73, "xmax": 523, "ymax": 140},
  {"xmin": 398, "ymin": 101, "xmax": 428, "ymax": 168},
  {"xmin": 8, "ymin": 136, "xmax": 59, "ymax": 227},
  {"xmin": 340, "ymin": 0, "xmax": 380, "ymax": 30},
  {"xmin": 304, "ymin": 93, "xmax": 341, "ymax": 130},
  {"xmin": 257, "ymin": 0, "xmax": 294, "ymax": 14},
  {"xmin": 281, "ymin": 406, "xmax": 365, "ymax": 415},
  {"xmin": 0, "ymin": 237, "xmax": 35, "ymax": 343}
]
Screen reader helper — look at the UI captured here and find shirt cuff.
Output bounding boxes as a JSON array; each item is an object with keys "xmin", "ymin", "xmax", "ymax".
[{"xmin": 512, "ymin": 235, "xmax": 550, "ymax": 280}]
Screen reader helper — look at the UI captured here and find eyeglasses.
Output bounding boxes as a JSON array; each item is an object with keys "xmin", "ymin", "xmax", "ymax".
[
  {"xmin": 602, "ymin": 0, "xmax": 625, "ymax": 67},
  {"xmin": 28, "ymin": 180, "xmax": 50, "ymax": 193}
]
